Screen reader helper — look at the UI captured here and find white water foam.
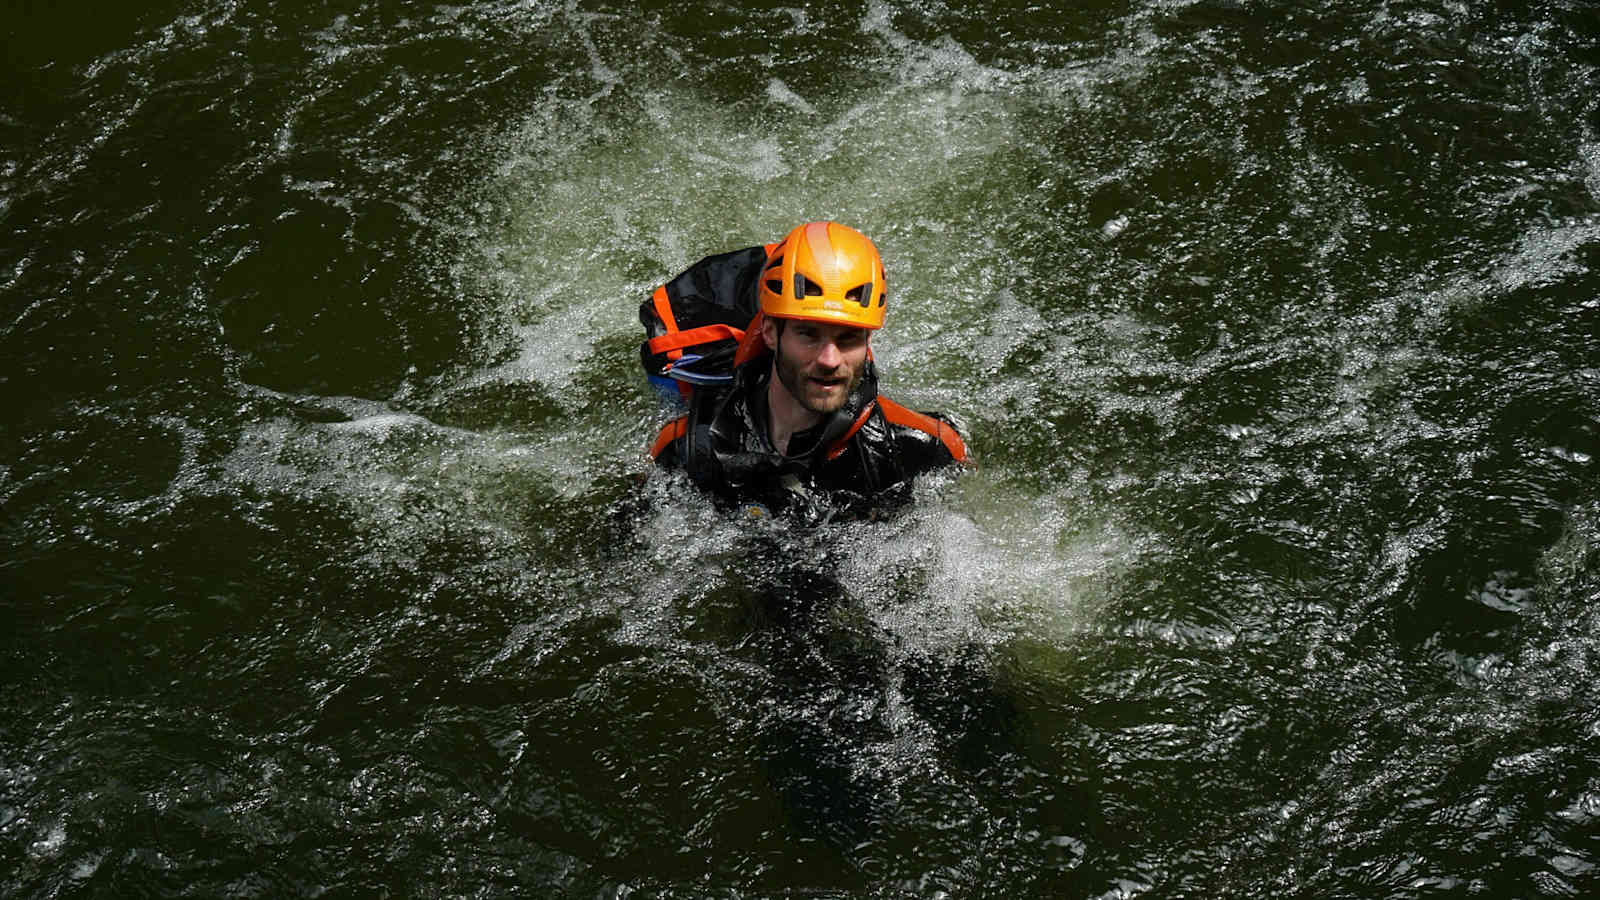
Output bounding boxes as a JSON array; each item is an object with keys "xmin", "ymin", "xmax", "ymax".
[{"xmin": 443, "ymin": 2, "xmax": 1158, "ymax": 658}]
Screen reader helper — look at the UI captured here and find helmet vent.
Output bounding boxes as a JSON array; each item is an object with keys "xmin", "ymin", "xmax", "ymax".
[
  {"xmin": 846, "ymin": 282, "xmax": 874, "ymax": 307},
  {"xmin": 796, "ymin": 275, "xmax": 823, "ymax": 297},
  {"xmin": 765, "ymin": 279, "xmax": 783, "ymax": 295}
]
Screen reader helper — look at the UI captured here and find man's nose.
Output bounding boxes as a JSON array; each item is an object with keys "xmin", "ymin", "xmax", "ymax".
[{"xmin": 815, "ymin": 340, "xmax": 843, "ymax": 368}]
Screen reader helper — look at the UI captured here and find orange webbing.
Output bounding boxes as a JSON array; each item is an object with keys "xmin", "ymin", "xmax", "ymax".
[
  {"xmin": 875, "ymin": 396, "xmax": 969, "ymax": 463},
  {"xmin": 651, "ymin": 286, "xmax": 683, "ymax": 361},
  {"xmin": 650, "ymin": 416, "xmax": 688, "ymax": 459},
  {"xmin": 824, "ymin": 401, "xmax": 877, "ymax": 461},
  {"xmin": 646, "ymin": 323, "xmax": 746, "ymax": 357}
]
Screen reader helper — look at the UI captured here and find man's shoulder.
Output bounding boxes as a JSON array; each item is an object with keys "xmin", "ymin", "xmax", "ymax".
[
  {"xmin": 872, "ymin": 395, "xmax": 969, "ymax": 466},
  {"xmin": 648, "ymin": 377, "xmax": 756, "ymax": 470}
]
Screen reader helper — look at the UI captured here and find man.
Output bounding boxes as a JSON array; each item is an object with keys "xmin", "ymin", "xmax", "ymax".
[{"xmin": 644, "ymin": 221, "xmax": 968, "ymax": 518}]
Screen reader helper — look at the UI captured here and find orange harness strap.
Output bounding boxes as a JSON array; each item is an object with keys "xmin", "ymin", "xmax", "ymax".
[
  {"xmin": 825, "ymin": 401, "xmax": 877, "ymax": 461},
  {"xmin": 649, "ymin": 416, "xmax": 688, "ymax": 459},
  {"xmin": 876, "ymin": 396, "xmax": 969, "ymax": 463},
  {"xmin": 646, "ymin": 323, "xmax": 746, "ymax": 357}
]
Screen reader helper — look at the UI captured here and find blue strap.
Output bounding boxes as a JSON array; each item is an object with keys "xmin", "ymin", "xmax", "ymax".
[{"xmin": 661, "ymin": 353, "xmax": 734, "ymax": 386}]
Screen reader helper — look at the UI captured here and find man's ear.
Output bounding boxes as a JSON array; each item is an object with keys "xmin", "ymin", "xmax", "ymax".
[{"xmin": 761, "ymin": 316, "xmax": 780, "ymax": 351}]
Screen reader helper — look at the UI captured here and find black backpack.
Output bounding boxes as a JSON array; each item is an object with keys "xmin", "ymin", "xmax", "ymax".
[{"xmin": 639, "ymin": 244, "xmax": 772, "ymax": 404}]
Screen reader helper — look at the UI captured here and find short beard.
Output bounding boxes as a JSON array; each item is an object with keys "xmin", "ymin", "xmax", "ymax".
[{"xmin": 772, "ymin": 331, "xmax": 861, "ymax": 415}]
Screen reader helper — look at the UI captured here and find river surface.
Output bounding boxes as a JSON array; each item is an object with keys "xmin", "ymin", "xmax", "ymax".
[{"xmin": 5, "ymin": 1, "xmax": 1600, "ymax": 897}]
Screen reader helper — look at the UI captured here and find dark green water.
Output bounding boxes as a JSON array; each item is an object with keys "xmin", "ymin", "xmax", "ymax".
[{"xmin": 5, "ymin": 0, "xmax": 1599, "ymax": 896}]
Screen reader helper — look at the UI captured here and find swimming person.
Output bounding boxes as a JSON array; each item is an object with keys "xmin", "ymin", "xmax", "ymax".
[{"xmin": 642, "ymin": 222, "xmax": 968, "ymax": 518}]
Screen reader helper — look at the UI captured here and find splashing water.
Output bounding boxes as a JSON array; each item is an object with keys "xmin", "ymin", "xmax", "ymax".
[{"xmin": 4, "ymin": 0, "xmax": 1599, "ymax": 896}]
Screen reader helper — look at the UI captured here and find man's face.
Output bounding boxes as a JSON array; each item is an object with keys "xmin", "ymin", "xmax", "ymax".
[{"xmin": 766, "ymin": 318, "xmax": 871, "ymax": 415}]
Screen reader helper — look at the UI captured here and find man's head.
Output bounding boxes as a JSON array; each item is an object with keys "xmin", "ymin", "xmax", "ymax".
[{"xmin": 756, "ymin": 222, "xmax": 885, "ymax": 416}]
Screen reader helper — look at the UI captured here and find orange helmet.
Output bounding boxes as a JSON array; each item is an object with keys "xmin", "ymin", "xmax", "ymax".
[{"xmin": 757, "ymin": 221, "xmax": 887, "ymax": 329}]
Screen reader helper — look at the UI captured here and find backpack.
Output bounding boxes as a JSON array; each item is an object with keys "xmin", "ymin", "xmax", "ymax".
[{"xmin": 639, "ymin": 244, "xmax": 776, "ymax": 405}]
